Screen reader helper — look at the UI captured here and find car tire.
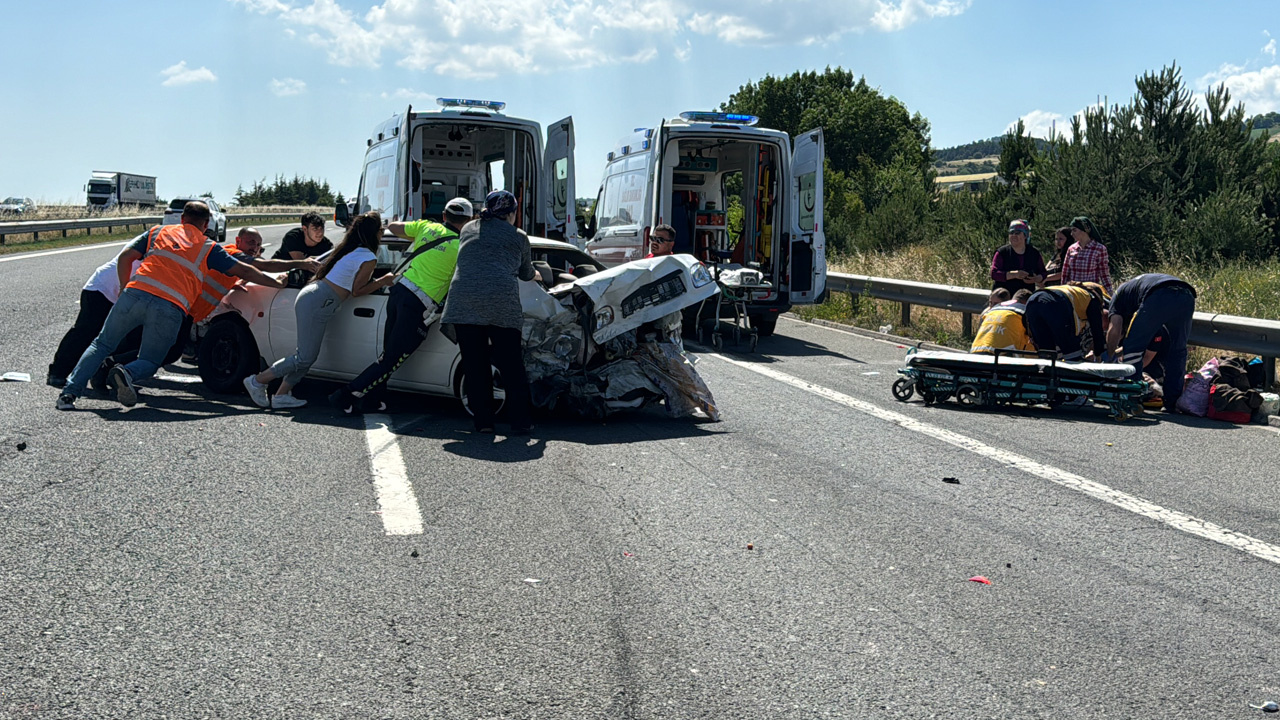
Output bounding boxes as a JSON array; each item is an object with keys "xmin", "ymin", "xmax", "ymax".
[
  {"xmin": 197, "ymin": 319, "xmax": 259, "ymax": 394},
  {"xmin": 454, "ymin": 364, "xmax": 507, "ymax": 419},
  {"xmin": 750, "ymin": 314, "xmax": 778, "ymax": 337},
  {"xmin": 219, "ymin": 225, "xmax": 226, "ymax": 243}
]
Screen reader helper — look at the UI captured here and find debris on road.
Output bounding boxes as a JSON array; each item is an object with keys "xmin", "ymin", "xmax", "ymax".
[
  {"xmin": 862, "ymin": 371, "xmax": 880, "ymax": 376},
  {"xmin": 968, "ymin": 576, "xmax": 992, "ymax": 585},
  {"xmin": 746, "ymin": 543, "xmax": 754, "ymax": 550},
  {"xmin": 16, "ymin": 442, "xmax": 27, "ymax": 451},
  {"xmin": 410, "ymin": 549, "xmax": 419, "ymax": 558},
  {"xmin": 621, "ymin": 551, "xmax": 634, "ymax": 558},
  {"xmin": 1249, "ymin": 701, "xmax": 1279, "ymax": 713},
  {"xmin": 1105, "ymin": 442, "xmax": 1114, "ymax": 447},
  {"xmin": 2, "ymin": 372, "xmax": 31, "ymax": 382},
  {"xmin": 523, "ymin": 578, "xmax": 541, "ymax": 585},
  {"xmin": 942, "ymin": 477, "xmax": 960, "ymax": 484}
]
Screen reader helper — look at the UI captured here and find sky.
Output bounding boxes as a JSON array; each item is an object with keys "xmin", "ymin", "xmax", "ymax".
[{"xmin": 2, "ymin": 0, "xmax": 1278, "ymax": 207}]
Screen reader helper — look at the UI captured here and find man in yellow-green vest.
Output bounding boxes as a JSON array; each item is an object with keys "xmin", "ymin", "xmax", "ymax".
[{"xmin": 329, "ymin": 197, "xmax": 472, "ymax": 414}]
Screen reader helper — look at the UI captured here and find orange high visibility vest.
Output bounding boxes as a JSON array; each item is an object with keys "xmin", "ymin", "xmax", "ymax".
[
  {"xmin": 126, "ymin": 224, "xmax": 215, "ymax": 313},
  {"xmin": 189, "ymin": 242, "xmax": 245, "ymax": 322}
]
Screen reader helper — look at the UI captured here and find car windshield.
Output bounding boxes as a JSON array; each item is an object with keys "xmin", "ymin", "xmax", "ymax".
[
  {"xmin": 168, "ymin": 199, "xmax": 195, "ymax": 210},
  {"xmin": 2, "ymin": 197, "xmax": 22, "ymax": 204}
]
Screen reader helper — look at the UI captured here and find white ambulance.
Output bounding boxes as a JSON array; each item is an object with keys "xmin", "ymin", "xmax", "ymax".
[
  {"xmin": 582, "ymin": 112, "xmax": 826, "ymax": 335},
  {"xmin": 336, "ymin": 98, "xmax": 577, "ymax": 241}
]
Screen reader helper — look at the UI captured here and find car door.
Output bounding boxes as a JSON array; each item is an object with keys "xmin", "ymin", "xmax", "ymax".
[
  {"xmin": 789, "ymin": 128, "xmax": 826, "ymax": 304},
  {"xmin": 310, "ymin": 292, "xmax": 385, "ymax": 378},
  {"xmin": 543, "ymin": 116, "xmax": 577, "ymax": 242}
]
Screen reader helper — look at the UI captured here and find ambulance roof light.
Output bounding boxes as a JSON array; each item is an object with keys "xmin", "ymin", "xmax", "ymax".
[
  {"xmin": 678, "ymin": 111, "xmax": 759, "ymax": 126},
  {"xmin": 437, "ymin": 98, "xmax": 506, "ymax": 111}
]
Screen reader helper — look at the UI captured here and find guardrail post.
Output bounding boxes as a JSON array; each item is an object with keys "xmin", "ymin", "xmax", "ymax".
[
  {"xmin": 900, "ymin": 302, "xmax": 911, "ymax": 327},
  {"xmin": 962, "ymin": 312, "xmax": 973, "ymax": 337}
]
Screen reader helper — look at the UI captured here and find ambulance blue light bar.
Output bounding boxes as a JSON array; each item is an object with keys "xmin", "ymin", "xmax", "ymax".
[
  {"xmin": 679, "ymin": 112, "xmax": 758, "ymax": 126},
  {"xmin": 437, "ymin": 98, "xmax": 506, "ymax": 111}
]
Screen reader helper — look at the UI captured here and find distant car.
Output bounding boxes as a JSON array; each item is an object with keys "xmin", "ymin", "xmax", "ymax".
[
  {"xmin": 163, "ymin": 196, "xmax": 226, "ymax": 241},
  {"xmin": 0, "ymin": 197, "xmax": 36, "ymax": 215},
  {"xmin": 196, "ymin": 236, "xmax": 717, "ymax": 417}
]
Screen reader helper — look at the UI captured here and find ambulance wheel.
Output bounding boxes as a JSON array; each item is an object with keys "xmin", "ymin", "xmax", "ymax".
[
  {"xmin": 892, "ymin": 378, "xmax": 915, "ymax": 402},
  {"xmin": 197, "ymin": 319, "xmax": 259, "ymax": 395},
  {"xmin": 454, "ymin": 365, "xmax": 507, "ymax": 419},
  {"xmin": 956, "ymin": 384, "xmax": 985, "ymax": 408}
]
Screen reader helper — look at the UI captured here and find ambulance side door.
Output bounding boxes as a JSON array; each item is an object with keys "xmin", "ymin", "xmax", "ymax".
[
  {"xmin": 543, "ymin": 116, "xmax": 577, "ymax": 242},
  {"xmin": 789, "ymin": 128, "xmax": 826, "ymax": 304}
]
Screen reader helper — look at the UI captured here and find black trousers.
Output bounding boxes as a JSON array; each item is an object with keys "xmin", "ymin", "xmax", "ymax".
[
  {"xmin": 347, "ymin": 283, "xmax": 433, "ymax": 404},
  {"xmin": 1024, "ymin": 291, "xmax": 1084, "ymax": 360},
  {"xmin": 454, "ymin": 324, "xmax": 531, "ymax": 429},
  {"xmin": 49, "ymin": 290, "xmax": 113, "ymax": 378}
]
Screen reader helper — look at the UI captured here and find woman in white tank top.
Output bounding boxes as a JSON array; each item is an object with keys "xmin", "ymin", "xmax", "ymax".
[{"xmin": 243, "ymin": 212, "xmax": 394, "ymax": 409}]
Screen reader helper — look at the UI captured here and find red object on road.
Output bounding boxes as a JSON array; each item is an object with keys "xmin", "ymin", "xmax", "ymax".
[{"xmin": 968, "ymin": 575, "xmax": 992, "ymax": 585}]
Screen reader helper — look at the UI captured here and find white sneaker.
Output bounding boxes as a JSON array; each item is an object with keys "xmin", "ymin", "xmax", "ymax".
[
  {"xmin": 271, "ymin": 394, "xmax": 307, "ymax": 409},
  {"xmin": 243, "ymin": 375, "xmax": 269, "ymax": 408}
]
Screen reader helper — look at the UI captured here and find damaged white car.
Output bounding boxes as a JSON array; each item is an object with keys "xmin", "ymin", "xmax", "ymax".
[{"xmin": 197, "ymin": 238, "xmax": 721, "ymax": 420}]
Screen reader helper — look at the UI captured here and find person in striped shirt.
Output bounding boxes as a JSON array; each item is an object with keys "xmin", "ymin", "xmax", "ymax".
[{"xmin": 1059, "ymin": 216, "xmax": 1112, "ymax": 295}]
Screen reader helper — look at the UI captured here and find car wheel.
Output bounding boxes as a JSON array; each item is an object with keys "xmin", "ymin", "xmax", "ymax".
[
  {"xmin": 197, "ymin": 319, "xmax": 259, "ymax": 394},
  {"xmin": 454, "ymin": 364, "xmax": 507, "ymax": 418},
  {"xmin": 219, "ymin": 225, "xmax": 226, "ymax": 243},
  {"xmin": 750, "ymin": 314, "xmax": 778, "ymax": 337}
]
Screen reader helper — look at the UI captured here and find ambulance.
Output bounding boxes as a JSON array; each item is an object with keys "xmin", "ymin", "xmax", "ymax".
[
  {"xmin": 336, "ymin": 98, "xmax": 576, "ymax": 241},
  {"xmin": 583, "ymin": 112, "xmax": 826, "ymax": 335}
]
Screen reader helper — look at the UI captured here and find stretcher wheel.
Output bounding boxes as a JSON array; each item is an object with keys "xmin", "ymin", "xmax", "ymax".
[
  {"xmin": 712, "ymin": 334, "xmax": 723, "ymax": 351},
  {"xmin": 748, "ymin": 334, "xmax": 758, "ymax": 353},
  {"xmin": 892, "ymin": 378, "xmax": 915, "ymax": 402},
  {"xmin": 956, "ymin": 384, "xmax": 985, "ymax": 408}
]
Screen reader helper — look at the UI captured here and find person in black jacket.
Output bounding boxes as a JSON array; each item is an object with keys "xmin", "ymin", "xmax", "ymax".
[
  {"xmin": 1106, "ymin": 273, "xmax": 1197, "ymax": 412},
  {"xmin": 989, "ymin": 219, "xmax": 1045, "ymax": 295}
]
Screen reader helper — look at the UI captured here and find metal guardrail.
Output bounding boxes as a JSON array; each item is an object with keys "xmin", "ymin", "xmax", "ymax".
[
  {"xmin": 0, "ymin": 213, "xmax": 299, "ymax": 244},
  {"xmin": 827, "ymin": 271, "xmax": 1280, "ymax": 385}
]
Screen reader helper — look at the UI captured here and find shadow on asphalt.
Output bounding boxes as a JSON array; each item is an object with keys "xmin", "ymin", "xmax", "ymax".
[
  {"xmin": 688, "ymin": 333, "xmax": 867, "ymax": 364},
  {"xmin": 896, "ymin": 398, "xmax": 1165, "ymax": 428}
]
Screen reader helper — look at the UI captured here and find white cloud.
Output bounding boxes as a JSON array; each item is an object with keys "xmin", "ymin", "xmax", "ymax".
[
  {"xmin": 1199, "ymin": 64, "xmax": 1280, "ymax": 115},
  {"xmin": 380, "ymin": 87, "xmax": 437, "ymax": 103},
  {"xmin": 1264, "ymin": 38, "xmax": 1276, "ymax": 59},
  {"xmin": 1009, "ymin": 110, "xmax": 1066, "ymax": 140},
  {"xmin": 228, "ymin": 0, "xmax": 969, "ymax": 78},
  {"xmin": 160, "ymin": 61, "xmax": 217, "ymax": 87},
  {"xmin": 270, "ymin": 77, "xmax": 307, "ymax": 96}
]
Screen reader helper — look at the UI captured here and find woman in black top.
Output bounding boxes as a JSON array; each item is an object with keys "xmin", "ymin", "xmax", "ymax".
[
  {"xmin": 989, "ymin": 219, "xmax": 1045, "ymax": 295},
  {"xmin": 1042, "ymin": 226, "xmax": 1071, "ymax": 286}
]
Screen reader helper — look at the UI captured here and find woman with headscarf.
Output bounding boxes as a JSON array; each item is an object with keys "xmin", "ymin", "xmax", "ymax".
[
  {"xmin": 1059, "ymin": 216, "xmax": 1113, "ymax": 295},
  {"xmin": 441, "ymin": 190, "xmax": 536, "ymax": 434},
  {"xmin": 989, "ymin": 219, "xmax": 1045, "ymax": 295}
]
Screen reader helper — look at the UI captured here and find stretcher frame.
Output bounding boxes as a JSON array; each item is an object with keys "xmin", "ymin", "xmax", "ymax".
[{"xmin": 892, "ymin": 348, "xmax": 1150, "ymax": 420}]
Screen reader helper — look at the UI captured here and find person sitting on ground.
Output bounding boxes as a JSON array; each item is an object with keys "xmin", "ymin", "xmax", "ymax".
[
  {"xmin": 1060, "ymin": 216, "xmax": 1113, "ymax": 295},
  {"xmin": 1105, "ymin": 273, "xmax": 1196, "ymax": 412},
  {"xmin": 1042, "ymin": 227, "xmax": 1072, "ymax": 286},
  {"xmin": 271, "ymin": 211, "xmax": 333, "ymax": 261},
  {"xmin": 981, "ymin": 288, "xmax": 1012, "ymax": 318},
  {"xmin": 989, "ymin": 219, "xmax": 1045, "ymax": 295},
  {"xmin": 971, "ymin": 289, "xmax": 1035, "ymax": 355},
  {"xmin": 645, "ymin": 224, "xmax": 676, "ymax": 258},
  {"xmin": 329, "ymin": 198, "xmax": 472, "ymax": 415},
  {"xmin": 244, "ymin": 212, "xmax": 394, "ymax": 410},
  {"xmin": 1023, "ymin": 281, "xmax": 1109, "ymax": 362}
]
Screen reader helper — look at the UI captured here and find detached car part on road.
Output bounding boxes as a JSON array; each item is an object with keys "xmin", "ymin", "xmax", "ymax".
[{"xmin": 197, "ymin": 239, "xmax": 720, "ymax": 420}]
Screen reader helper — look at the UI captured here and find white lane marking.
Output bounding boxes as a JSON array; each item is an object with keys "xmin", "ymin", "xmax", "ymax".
[
  {"xmin": 784, "ymin": 315, "xmax": 921, "ymax": 349},
  {"xmin": 0, "ymin": 241, "xmax": 128, "ymax": 263},
  {"xmin": 363, "ymin": 414, "xmax": 424, "ymax": 535},
  {"xmin": 708, "ymin": 353, "xmax": 1280, "ymax": 567},
  {"xmin": 156, "ymin": 373, "xmax": 202, "ymax": 384}
]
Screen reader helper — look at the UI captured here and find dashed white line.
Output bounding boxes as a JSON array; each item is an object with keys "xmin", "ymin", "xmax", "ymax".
[
  {"xmin": 708, "ymin": 353, "xmax": 1280, "ymax": 567},
  {"xmin": 0, "ymin": 241, "xmax": 128, "ymax": 263},
  {"xmin": 363, "ymin": 414, "xmax": 424, "ymax": 536}
]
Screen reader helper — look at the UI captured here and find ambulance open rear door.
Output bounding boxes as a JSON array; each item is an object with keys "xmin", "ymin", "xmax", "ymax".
[
  {"xmin": 789, "ymin": 128, "xmax": 826, "ymax": 304},
  {"xmin": 543, "ymin": 116, "xmax": 577, "ymax": 241}
]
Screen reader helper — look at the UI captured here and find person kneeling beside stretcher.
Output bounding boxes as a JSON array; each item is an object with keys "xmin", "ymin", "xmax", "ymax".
[{"xmin": 970, "ymin": 289, "xmax": 1035, "ymax": 355}]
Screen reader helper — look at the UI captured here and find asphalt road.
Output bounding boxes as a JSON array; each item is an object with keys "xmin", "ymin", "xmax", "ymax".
[{"xmin": 2, "ymin": 226, "xmax": 1278, "ymax": 719}]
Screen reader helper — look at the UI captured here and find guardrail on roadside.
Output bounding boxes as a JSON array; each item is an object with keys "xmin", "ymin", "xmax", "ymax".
[
  {"xmin": 827, "ymin": 271, "xmax": 1280, "ymax": 386},
  {"xmin": 0, "ymin": 213, "xmax": 299, "ymax": 245}
]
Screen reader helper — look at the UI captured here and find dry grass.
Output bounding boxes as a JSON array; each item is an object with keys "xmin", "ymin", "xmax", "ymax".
[{"xmin": 7, "ymin": 204, "xmax": 327, "ymax": 221}]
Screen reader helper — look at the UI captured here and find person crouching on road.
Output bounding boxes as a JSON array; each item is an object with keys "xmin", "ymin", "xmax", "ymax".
[
  {"xmin": 440, "ymin": 190, "xmax": 536, "ymax": 435},
  {"xmin": 243, "ymin": 212, "xmax": 394, "ymax": 410},
  {"xmin": 1023, "ymin": 282, "xmax": 1109, "ymax": 362},
  {"xmin": 1105, "ymin": 273, "xmax": 1196, "ymax": 412},
  {"xmin": 329, "ymin": 198, "xmax": 471, "ymax": 415},
  {"xmin": 56, "ymin": 202, "xmax": 286, "ymax": 411},
  {"xmin": 971, "ymin": 289, "xmax": 1035, "ymax": 355}
]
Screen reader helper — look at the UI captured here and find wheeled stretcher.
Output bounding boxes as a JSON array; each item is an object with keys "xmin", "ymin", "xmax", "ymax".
[{"xmin": 892, "ymin": 349, "xmax": 1150, "ymax": 420}]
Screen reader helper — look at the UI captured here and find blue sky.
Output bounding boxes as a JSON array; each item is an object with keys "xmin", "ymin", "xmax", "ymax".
[{"xmin": 2, "ymin": 0, "xmax": 1278, "ymax": 206}]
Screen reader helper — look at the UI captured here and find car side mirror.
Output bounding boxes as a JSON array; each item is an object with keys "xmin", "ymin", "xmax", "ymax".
[
  {"xmin": 334, "ymin": 201, "xmax": 351, "ymax": 228},
  {"xmin": 580, "ymin": 215, "xmax": 596, "ymax": 240}
]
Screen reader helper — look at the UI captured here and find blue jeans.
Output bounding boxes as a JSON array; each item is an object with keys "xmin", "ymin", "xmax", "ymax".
[{"xmin": 64, "ymin": 288, "xmax": 185, "ymax": 397}]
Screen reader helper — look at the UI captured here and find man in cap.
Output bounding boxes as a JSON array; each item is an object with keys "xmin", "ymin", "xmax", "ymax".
[{"xmin": 329, "ymin": 197, "xmax": 473, "ymax": 414}]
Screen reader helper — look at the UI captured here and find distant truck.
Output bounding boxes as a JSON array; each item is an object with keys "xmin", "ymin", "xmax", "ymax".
[{"xmin": 85, "ymin": 171, "xmax": 157, "ymax": 210}]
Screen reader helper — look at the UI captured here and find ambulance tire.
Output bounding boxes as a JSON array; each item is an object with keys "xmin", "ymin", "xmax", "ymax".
[
  {"xmin": 197, "ymin": 319, "xmax": 259, "ymax": 395},
  {"xmin": 750, "ymin": 314, "xmax": 777, "ymax": 337}
]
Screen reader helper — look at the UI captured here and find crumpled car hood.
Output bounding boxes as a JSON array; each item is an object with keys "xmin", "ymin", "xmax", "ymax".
[{"xmin": 551, "ymin": 254, "xmax": 718, "ymax": 343}]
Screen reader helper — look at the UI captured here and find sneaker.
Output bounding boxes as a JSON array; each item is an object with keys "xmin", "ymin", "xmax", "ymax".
[
  {"xmin": 243, "ymin": 375, "xmax": 270, "ymax": 408},
  {"xmin": 55, "ymin": 393, "xmax": 76, "ymax": 411},
  {"xmin": 108, "ymin": 366, "xmax": 137, "ymax": 407},
  {"xmin": 271, "ymin": 393, "xmax": 307, "ymax": 409},
  {"xmin": 1064, "ymin": 395, "xmax": 1089, "ymax": 407},
  {"xmin": 328, "ymin": 389, "xmax": 357, "ymax": 415},
  {"xmin": 46, "ymin": 372, "xmax": 66, "ymax": 388}
]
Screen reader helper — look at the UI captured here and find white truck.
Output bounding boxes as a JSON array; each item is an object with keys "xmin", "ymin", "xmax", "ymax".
[{"xmin": 85, "ymin": 171, "xmax": 157, "ymax": 210}]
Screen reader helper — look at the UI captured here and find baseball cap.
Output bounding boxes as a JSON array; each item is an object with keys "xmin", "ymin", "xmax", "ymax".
[{"xmin": 444, "ymin": 197, "xmax": 474, "ymax": 216}]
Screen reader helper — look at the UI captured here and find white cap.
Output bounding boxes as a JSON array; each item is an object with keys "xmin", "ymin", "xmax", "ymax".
[{"xmin": 444, "ymin": 197, "xmax": 473, "ymax": 216}]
